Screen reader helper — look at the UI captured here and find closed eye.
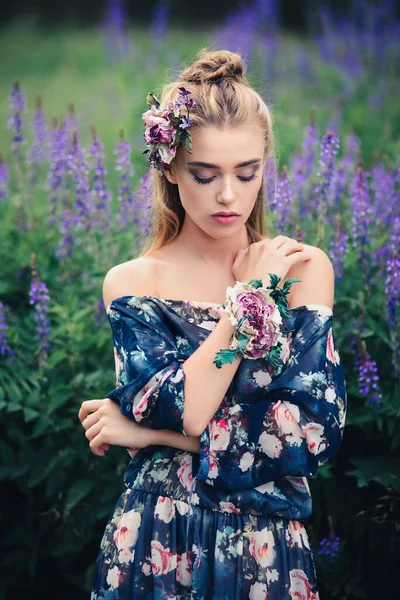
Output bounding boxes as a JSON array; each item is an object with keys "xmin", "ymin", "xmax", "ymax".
[{"xmin": 191, "ymin": 174, "xmax": 258, "ymax": 185}]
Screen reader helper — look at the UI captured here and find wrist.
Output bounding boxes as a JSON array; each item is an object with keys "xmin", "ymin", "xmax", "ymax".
[{"xmin": 157, "ymin": 428, "xmax": 201, "ymax": 453}]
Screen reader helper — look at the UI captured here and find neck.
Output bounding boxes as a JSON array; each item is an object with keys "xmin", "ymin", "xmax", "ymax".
[{"xmin": 173, "ymin": 215, "xmax": 252, "ymax": 267}]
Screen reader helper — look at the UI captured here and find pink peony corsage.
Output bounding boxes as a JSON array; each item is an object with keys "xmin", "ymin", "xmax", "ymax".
[
  {"xmin": 142, "ymin": 87, "xmax": 196, "ymax": 175},
  {"xmin": 213, "ymin": 274, "xmax": 301, "ymax": 369}
]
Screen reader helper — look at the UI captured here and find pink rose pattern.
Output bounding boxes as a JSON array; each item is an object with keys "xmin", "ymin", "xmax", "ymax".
[{"xmin": 91, "ymin": 298, "xmax": 347, "ymax": 598}]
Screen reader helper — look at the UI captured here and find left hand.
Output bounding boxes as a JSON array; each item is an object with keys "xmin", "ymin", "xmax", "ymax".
[{"xmin": 78, "ymin": 397, "xmax": 153, "ymax": 456}]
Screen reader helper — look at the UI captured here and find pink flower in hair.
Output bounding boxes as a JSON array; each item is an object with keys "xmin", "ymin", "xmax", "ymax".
[{"xmin": 142, "ymin": 88, "xmax": 196, "ymax": 174}]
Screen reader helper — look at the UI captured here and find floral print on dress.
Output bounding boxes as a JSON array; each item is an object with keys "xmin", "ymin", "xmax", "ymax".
[{"xmin": 90, "ymin": 295, "xmax": 347, "ymax": 599}]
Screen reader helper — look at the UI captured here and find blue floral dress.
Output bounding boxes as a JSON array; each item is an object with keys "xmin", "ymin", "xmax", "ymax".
[{"xmin": 91, "ymin": 295, "xmax": 347, "ymax": 600}]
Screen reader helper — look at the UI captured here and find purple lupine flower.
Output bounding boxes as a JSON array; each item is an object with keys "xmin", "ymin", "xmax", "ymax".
[
  {"xmin": 385, "ymin": 213, "xmax": 400, "ymax": 378},
  {"xmin": 67, "ymin": 131, "xmax": 95, "ymax": 230},
  {"xmin": 354, "ymin": 341, "xmax": 383, "ymax": 414},
  {"xmin": 317, "ymin": 534, "xmax": 341, "ymax": 562},
  {"xmin": 371, "ymin": 158, "xmax": 396, "ymax": 230},
  {"xmin": 64, "ymin": 103, "xmax": 78, "ymax": 137},
  {"xmin": 290, "ymin": 154, "xmax": 307, "ymax": 209},
  {"xmin": 329, "ymin": 166, "xmax": 346, "ymax": 212},
  {"xmin": 329, "ymin": 217, "xmax": 349, "ymax": 282},
  {"xmin": 316, "ymin": 131, "xmax": 340, "ymax": 208},
  {"xmin": 7, "ymin": 80, "xmax": 27, "ymax": 155},
  {"xmin": 301, "ymin": 111, "xmax": 319, "ymax": 178},
  {"xmin": 349, "ymin": 164, "xmax": 374, "ymax": 284},
  {"xmin": 395, "ymin": 162, "xmax": 400, "ymax": 185},
  {"xmin": 87, "ymin": 125, "xmax": 112, "ymax": 229},
  {"xmin": 0, "ymin": 301, "xmax": 16, "ymax": 363},
  {"xmin": 45, "ymin": 117, "xmax": 71, "ymax": 226},
  {"xmin": 264, "ymin": 155, "xmax": 277, "ymax": 210},
  {"xmin": 274, "ymin": 166, "xmax": 294, "ymax": 233},
  {"xmin": 29, "ymin": 267, "xmax": 51, "ymax": 367},
  {"xmin": 262, "ymin": 34, "xmax": 279, "ymax": 80},
  {"xmin": 255, "ymin": 0, "xmax": 279, "ymax": 81},
  {"xmin": 47, "ymin": 116, "xmax": 59, "ymax": 158},
  {"xmin": 339, "ymin": 133, "xmax": 359, "ymax": 182},
  {"xmin": 95, "ymin": 297, "xmax": 107, "ymax": 325},
  {"xmin": 101, "ymin": 0, "xmax": 132, "ymax": 64},
  {"xmin": 151, "ymin": 1, "xmax": 169, "ymax": 47},
  {"xmin": 26, "ymin": 96, "xmax": 47, "ymax": 165},
  {"xmin": 255, "ymin": 0, "xmax": 279, "ymax": 30},
  {"xmin": 296, "ymin": 47, "xmax": 314, "ymax": 81},
  {"xmin": 290, "ymin": 111, "xmax": 319, "ymax": 217},
  {"xmin": 326, "ymin": 107, "xmax": 342, "ymax": 139},
  {"xmin": 0, "ymin": 153, "xmax": 9, "ymax": 200},
  {"xmin": 385, "ymin": 214, "xmax": 400, "ymax": 325},
  {"xmin": 114, "ymin": 128, "xmax": 136, "ymax": 229},
  {"xmin": 134, "ymin": 169, "xmax": 154, "ymax": 251},
  {"xmin": 55, "ymin": 207, "xmax": 82, "ymax": 262},
  {"xmin": 215, "ymin": 5, "xmax": 258, "ymax": 60}
]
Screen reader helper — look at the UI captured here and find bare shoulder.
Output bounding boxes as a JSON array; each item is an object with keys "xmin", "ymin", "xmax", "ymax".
[
  {"xmin": 284, "ymin": 244, "xmax": 335, "ymax": 310},
  {"xmin": 102, "ymin": 256, "xmax": 158, "ymax": 308}
]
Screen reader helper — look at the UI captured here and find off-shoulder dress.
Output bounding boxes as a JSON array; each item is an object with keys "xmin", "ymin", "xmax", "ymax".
[{"xmin": 90, "ymin": 295, "xmax": 347, "ymax": 600}]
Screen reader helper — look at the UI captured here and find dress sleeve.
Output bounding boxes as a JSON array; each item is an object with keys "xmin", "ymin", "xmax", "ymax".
[
  {"xmin": 195, "ymin": 305, "xmax": 347, "ymax": 490},
  {"xmin": 105, "ymin": 300, "xmax": 190, "ymax": 434}
]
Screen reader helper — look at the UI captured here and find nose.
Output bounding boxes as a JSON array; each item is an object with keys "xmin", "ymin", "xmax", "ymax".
[{"xmin": 218, "ymin": 175, "xmax": 235, "ymax": 203}]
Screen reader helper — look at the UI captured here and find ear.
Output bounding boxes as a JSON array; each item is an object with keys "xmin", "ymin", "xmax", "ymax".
[{"xmin": 162, "ymin": 163, "xmax": 178, "ymax": 185}]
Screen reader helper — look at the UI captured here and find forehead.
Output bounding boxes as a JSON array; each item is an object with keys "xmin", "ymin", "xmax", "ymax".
[{"xmin": 186, "ymin": 125, "xmax": 264, "ymax": 166}]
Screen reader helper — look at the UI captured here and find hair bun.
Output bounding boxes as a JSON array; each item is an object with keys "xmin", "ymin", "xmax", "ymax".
[{"xmin": 181, "ymin": 48, "xmax": 248, "ymax": 85}]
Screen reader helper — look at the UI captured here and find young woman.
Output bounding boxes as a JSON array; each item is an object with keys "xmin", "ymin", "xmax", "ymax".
[{"xmin": 79, "ymin": 48, "xmax": 347, "ymax": 599}]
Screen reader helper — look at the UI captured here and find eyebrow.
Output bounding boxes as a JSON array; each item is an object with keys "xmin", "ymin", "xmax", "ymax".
[{"xmin": 187, "ymin": 159, "xmax": 261, "ymax": 169}]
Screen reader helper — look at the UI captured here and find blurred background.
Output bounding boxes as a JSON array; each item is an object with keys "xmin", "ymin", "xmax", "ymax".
[{"xmin": 0, "ymin": 1, "xmax": 399, "ymax": 599}]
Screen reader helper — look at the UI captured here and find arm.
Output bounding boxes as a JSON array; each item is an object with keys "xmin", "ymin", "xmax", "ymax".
[
  {"xmin": 195, "ymin": 308, "xmax": 347, "ymax": 489},
  {"xmin": 193, "ymin": 250, "xmax": 347, "ymax": 489},
  {"xmin": 153, "ymin": 428, "xmax": 201, "ymax": 454},
  {"xmin": 102, "ymin": 263, "xmax": 242, "ymax": 437},
  {"xmin": 105, "ymin": 299, "xmax": 243, "ymax": 439},
  {"xmin": 182, "ymin": 311, "xmax": 242, "ymax": 435},
  {"xmin": 79, "ymin": 396, "xmax": 201, "ymax": 455}
]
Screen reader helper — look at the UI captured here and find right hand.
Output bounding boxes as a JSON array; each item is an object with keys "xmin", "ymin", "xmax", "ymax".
[{"xmin": 232, "ymin": 235, "xmax": 313, "ymax": 286}]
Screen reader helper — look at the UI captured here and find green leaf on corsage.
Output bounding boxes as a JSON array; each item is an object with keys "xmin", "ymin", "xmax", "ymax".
[
  {"xmin": 146, "ymin": 91, "xmax": 160, "ymax": 109},
  {"xmin": 213, "ymin": 349, "xmax": 239, "ymax": 369},
  {"xmin": 182, "ymin": 133, "xmax": 193, "ymax": 152}
]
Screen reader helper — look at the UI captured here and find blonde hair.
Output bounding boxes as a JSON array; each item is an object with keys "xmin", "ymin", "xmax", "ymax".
[{"xmin": 137, "ymin": 47, "xmax": 277, "ymax": 258}]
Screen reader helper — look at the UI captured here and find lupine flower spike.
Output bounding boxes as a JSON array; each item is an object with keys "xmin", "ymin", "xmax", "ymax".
[
  {"xmin": 0, "ymin": 301, "xmax": 16, "ymax": 363},
  {"xmin": 29, "ymin": 253, "xmax": 51, "ymax": 368},
  {"xmin": 0, "ymin": 153, "xmax": 9, "ymax": 201},
  {"xmin": 114, "ymin": 127, "xmax": 136, "ymax": 230},
  {"xmin": 88, "ymin": 124, "xmax": 111, "ymax": 229},
  {"xmin": 7, "ymin": 80, "xmax": 27, "ymax": 156}
]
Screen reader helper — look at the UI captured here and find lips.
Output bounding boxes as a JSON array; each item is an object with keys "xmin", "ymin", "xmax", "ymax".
[{"xmin": 212, "ymin": 213, "xmax": 240, "ymax": 216}]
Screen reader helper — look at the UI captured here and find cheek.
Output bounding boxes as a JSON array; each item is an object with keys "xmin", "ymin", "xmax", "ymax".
[
  {"xmin": 179, "ymin": 178, "xmax": 205, "ymax": 208},
  {"xmin": 241, "ymin": 180, "xmax": 262, "ymax": 202}
]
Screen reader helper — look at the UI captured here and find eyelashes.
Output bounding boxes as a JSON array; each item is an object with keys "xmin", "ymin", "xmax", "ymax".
[{"xmin": 190, "ymin": 174, "xmax": 258, "ymax": 186}]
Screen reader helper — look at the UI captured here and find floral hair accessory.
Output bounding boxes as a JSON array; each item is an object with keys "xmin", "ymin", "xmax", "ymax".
[
  {"xmin": 213, "ymin": 274, "xmax": 301, "ymax": 369},
  {"xmin": 142, "ymin": 87, "xmax": 196, "ymax": 175}
]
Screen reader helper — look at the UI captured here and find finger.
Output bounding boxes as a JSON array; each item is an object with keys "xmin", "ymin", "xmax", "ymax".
[
  {"xmin": 78, "ymin": 399, "xmax": 106, "ymax": 423},
  {"xmin": 90, "ymin": 431, "xmax": 107, "ymax": 456},
  {"xmin": 290, "ymin": 251, "xmax": 314, "ymax": 265},
  {"xmin": 82, "ymin": 409, "xmax": 100, "ymax": 431},
  {"xmin": 85, "ymin": 420, "xmax": 103, "ymax": 442},
  {"xmin": 273, "ymin": 235, "xmax": 298, "ymax": 249},
  {"xmin": 233, "ymin": 247, "xmax": 248, "ymax": 263}
]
